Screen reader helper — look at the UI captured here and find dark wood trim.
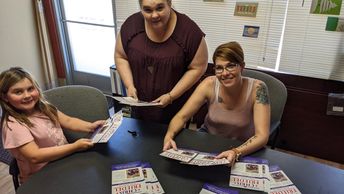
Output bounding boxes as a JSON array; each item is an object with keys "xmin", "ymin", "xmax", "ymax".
[{"xmin": 42, "ymin": 0, "xmax": 66, "ymax": 78}]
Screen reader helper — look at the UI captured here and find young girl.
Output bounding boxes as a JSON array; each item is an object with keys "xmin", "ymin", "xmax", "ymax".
[{"xmin": 0, "ymin": 67, "xmax": 105, "ymax": 184}]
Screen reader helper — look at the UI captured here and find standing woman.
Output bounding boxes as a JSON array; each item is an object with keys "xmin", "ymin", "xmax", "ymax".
[
  {"xmin": 115, "ymin": 0, "xmax": 208, "ymax": 123},
  {"xmin": 163, "ymin": 42, "xmax": 270, "ymax": 165}
]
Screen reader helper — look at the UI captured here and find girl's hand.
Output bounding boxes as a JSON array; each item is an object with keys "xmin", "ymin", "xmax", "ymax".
[
  {"xmin": 215, "ymin": 150, "xmax": 236, "ymax": 166},
  {"xmin": 73, "ymin": 138, "xmax": 94, "ymax": 151},
  {"xmin": 84, "ymin": 120, "xmax": 106, "ymax": 133}
]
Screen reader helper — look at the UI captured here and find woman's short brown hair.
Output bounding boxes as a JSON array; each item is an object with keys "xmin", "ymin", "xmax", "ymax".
[{"xmin": 212, "ymin": 41, "xmax": 244, "ymax": 65}]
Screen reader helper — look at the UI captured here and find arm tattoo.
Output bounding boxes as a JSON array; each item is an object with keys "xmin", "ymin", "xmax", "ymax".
[
  {"xmin": 256, "ymin": 83, "xmax": 270, "ymax": 105},
  {"xmin": 238, "ymin": 135, "xmax": 258, "ymax": 149}
]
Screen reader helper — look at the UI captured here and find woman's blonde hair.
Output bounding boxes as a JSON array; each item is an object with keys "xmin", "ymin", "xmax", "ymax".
[
  {"xmin": 212, "ymin": 41, "xmax": 245, "ymax": 65},
  {"xmin": 0, "ymin": 67, "xmax": 58, "ymax": 128}
]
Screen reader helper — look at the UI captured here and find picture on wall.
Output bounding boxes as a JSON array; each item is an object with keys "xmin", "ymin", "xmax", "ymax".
[
  {"xmin": 310, "ymin": 0, "xmax": 342, "ymax": 15},
  {"xmin": 326, "ymin": 17, "xmax": 344, "ymax": 32},
  {"xmin": 234, "ymin": 2, "xmax": 258, "ymax": 17},
  {"xmin": 242, "ymin": 25, "xmax": 260, "ymax": 38}
]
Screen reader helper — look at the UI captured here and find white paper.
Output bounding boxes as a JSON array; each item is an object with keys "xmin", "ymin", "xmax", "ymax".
[
  {"xmin": 111, "ymin": 161, "xmax": 147, "ymax": 194},
  {"xmin": 108, "ymin": 95, "xmax": 161, "ymax": 107},
  {"xmin": 90, "ymin": 110, "xmax": 123, "ymax": 143},
  {"xmin": 229, "ymin": 157, "xmax": 270, "ymax": 192},
  {"xmin": 160, "ymin": 148, "xmax": 229, "ymax": 166},
  {"xmin": 268, "ymin": 165, "xmax": 301, "ymax": 194}
]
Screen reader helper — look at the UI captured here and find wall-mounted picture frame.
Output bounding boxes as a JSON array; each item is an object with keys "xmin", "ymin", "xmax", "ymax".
[
  {"xmin": 243, "ymin": 25, "xmax": 260, "ymax": 38},
  {"xmin": 326, "ymin": 17, "xmax": 344, "ymax": 32},
  {"xmin": 310, "ymin": 0, "xmax": 342, "ymax": 15},
  {"xmin": 234, "ymin": 2, "xmax": 258, "ymax": 17}
]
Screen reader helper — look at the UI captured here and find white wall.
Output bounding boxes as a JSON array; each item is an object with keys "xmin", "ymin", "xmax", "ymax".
[{"xmin": 0, "ymin": 0, "xmax": 45, "ymax": 88}]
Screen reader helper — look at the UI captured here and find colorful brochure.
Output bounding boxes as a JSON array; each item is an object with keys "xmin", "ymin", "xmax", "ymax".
[
  {"xmin": 142, "ymin": 162, "xmax": 165, "ymax": 194},
  {"xmin": 111, "ymin": 161, "xmax": 165, "ymax": 194},
  {"xmin": 229, "ymin": 156, "xmax": 270, "ymax": 192},
  {"xmin": 111, "ymin": 161, "xmax": 147, "ymax": 194},
  {"xmin": 268, "ymin": 165, "xmax": 301, "ymax": 194},
  {"xmin": 90, "ymin": 110, "xmax": 123, "ymax": 143},
  {"xmin": 160, "ymin": 148, "xmax": 229, "ymax": 166}
]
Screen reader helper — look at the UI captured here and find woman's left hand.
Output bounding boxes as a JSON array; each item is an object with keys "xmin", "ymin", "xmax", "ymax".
[
  {"xmin": 152, "ymin": 93, "xmax": 172, "ymax": 108},
  {"xmin": 216, "ymin": 150, "xmax": 236, "ymax": 166}
]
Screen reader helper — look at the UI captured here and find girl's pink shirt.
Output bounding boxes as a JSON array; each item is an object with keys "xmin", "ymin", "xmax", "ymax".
[{"xmin": 1, "ymin": 112, "xmax": 67, "ymax": 183}]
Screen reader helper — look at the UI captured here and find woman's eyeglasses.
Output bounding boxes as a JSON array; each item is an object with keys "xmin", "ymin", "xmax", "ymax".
[{"xmin": 214, "ymin": 63, "xmax": 239, "ymax": 74}]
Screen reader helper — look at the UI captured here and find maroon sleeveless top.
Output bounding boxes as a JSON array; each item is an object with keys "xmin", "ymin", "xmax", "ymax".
[{"xmin": 120, "ymin": 10, "xmax": 205, "ymax": 123}]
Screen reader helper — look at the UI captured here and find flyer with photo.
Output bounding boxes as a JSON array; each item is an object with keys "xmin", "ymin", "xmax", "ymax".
[
  {"xmin": 184, "ymin": 152, "xmax": 230, "ymax": 166},
  {"xmin": 111, "ymin": 161, "xmax": 147, "ymax": 194},
  {"xmin": 90, "ymin": 110, "xmax": 123, "ymax": 143},
  {"xmin": 229, "ymin": 156, "xmax": 270, "ymax": 192},
  {"xmin": 268, "ymin": 165, "xmax": 301, "ymax": 194},
  {"xmin": 142, "ymin": 162, "xmax": 165, "ymax": 194},
  {"xmin": 199, "ymin": 183, "xmax": 239, "ymax": 194},
  {"xmin": 160, "ymin": 148, "xmax": 198, "ymax": 163},
  {"xmin": 160, "ymin": 148, "xmax": 229, "ymax": 166}
]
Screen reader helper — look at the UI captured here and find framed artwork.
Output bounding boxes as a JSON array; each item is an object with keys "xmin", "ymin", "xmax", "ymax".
[
  {"xmin": 234, "ymin": 2, "xmax": 258, "ymax": 17},
  {"xmin": 310, "ymin": 0, "xmax": 342, "ymax": 15},
  {"xmin": 243, "ymin": 25, "xmax": 260, "ymax": 38},
  {"xmin": 326, "ymin": 17, "xmax": 344, "ymax": 32}
]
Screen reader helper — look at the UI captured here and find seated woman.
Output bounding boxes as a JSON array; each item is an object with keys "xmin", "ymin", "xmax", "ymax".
[{"xmin": 163, "ymin": 41, "xmax": 270, "ymax": 165}]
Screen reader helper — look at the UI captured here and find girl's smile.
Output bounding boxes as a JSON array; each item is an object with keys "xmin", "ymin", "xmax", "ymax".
[{"xmin": 4, "ymin": 78, "xmax": 39, "ymax": 114}]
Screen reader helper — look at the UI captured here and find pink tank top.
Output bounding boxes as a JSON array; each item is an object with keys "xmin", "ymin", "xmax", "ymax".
[{"xmin": 203, "ymin": 77, "xmax": 255, "ymax": 141}]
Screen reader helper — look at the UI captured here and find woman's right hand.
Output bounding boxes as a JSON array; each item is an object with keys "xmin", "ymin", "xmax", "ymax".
[
  {"xmin": 163, "ymin": 136, "xmax": 178, "ymax": 151},
  {"xmin": 73, "ymin": 138, "xmax": 94, "ymax": 151},
  {"xmin": 127, "ymin": 86, "xmax": 138, "ymax": 100}
]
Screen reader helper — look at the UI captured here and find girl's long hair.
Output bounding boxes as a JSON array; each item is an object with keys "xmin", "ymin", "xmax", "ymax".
[{"xmin": 0, "ymin": 67, "xmax": 58, "ymax": 128}]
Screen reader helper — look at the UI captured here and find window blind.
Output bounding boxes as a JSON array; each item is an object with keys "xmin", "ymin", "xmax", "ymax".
[{"xmin": 280, "ymin": 0, "xmax": 344, "ymax": 81}]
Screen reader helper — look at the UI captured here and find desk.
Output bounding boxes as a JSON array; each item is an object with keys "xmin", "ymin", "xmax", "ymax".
[{"xmin": 17, "ymin": 118, "xmax": 344, "ymax": 194}]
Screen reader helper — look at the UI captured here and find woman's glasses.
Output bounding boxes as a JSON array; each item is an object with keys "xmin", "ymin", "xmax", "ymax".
[{"xmin": 214, "ymin": 63, "xmax": 239, "ymax": 74}]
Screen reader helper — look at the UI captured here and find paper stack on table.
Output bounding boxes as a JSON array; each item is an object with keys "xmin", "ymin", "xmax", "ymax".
[
  {"xmin": 111, "ymin": 161, "xmax": 164, "ymax": 194},
  {"xmin": 268, "ymin": 165, "xmax": 301, "ymax": 194},
  {"xmin": 229, "ymin": 156, "xmax": 301, "ymax": 193}
]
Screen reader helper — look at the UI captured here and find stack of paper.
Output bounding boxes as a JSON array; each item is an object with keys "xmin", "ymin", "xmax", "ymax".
[
  {"xmin": 229, "ymin": 156, "xmax": 301, "ymax": 193},
  {"xmin": 268, "ymin": 165, "xmax": 301, "ymax": 194},
  {"xmin": 229, "ymin": 157, "xmax": 270, "ymax": 192},
  {"xmin": 111, "ymin": 161, "xmax": 164, "ymax": 194},
  {"xmin": 160, "ymin": 148, "xmax": 229, "ymax": 166}
]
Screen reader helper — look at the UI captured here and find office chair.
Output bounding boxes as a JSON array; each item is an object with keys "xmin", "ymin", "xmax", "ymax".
[
  {"xmin": 9, "ymin": 158, "xmax": 20, "ymax": 190},
  {"xmin": 242, "ymin": 69, "xmax": 288, "ymax": 149},
  {"xmin": 43, "ymin": 85, "xmax": 110, "ymax": 143},
  {"xmin": 1, "ymin": 116, "xmax": 20, "ymax": 190}
]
